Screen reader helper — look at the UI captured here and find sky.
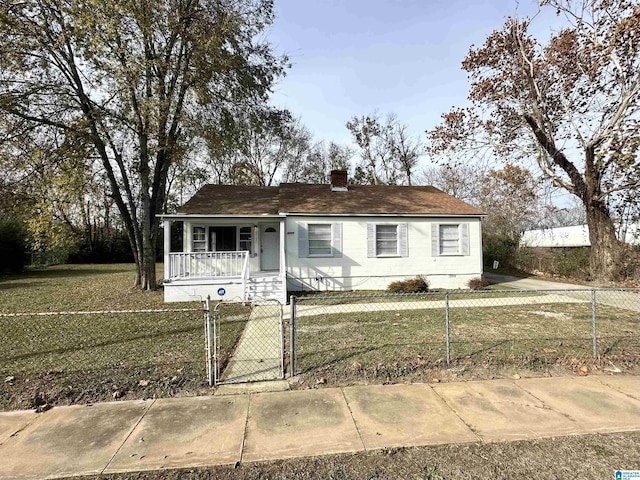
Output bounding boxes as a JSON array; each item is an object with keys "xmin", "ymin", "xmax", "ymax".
[
  {"xmin": 265, "ymin": 0, "xmax": 579, "ymax": 206},
  {"xmin": 267, "ymin": 0, "xmax": 557, "ymax": 147}
]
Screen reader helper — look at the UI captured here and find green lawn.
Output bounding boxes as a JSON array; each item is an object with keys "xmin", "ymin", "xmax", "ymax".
[
  {"xmin": 0, "ymin": 264, "xmax": 247, "ymax": 411},
  {"xmin": 0, "ymin": 264, "xmax": 168, "ymax": 313},
  {"xmin": 1, "ymin": 265, "xmax": 637, "ymax": 408},
  {"xmin": 294, "ymin": 294, "xmax": 640, "ymax": 386}
]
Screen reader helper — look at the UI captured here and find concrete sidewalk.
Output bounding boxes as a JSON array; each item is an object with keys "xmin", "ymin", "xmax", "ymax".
[
  {"xmin": 289, "ymin": 293, "xmax": 591, "ymax": 319},
  {"xmin": 1, "ymin": 375, "xmax": 639, "ymax": 479}
]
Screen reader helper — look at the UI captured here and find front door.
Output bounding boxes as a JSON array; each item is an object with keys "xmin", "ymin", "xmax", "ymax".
[{"xmin": 260, "ymin": 223, "xmax": 279, "ymax": 271}]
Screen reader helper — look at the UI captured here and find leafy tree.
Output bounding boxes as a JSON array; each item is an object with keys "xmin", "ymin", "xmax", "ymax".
[
  {"xmin": 0, "ymin": 217, "xmax": 28, "ymax": 273},
  {"xmin": 164, "ymin": 154, "xmax": 209, "ymax": 212},
  {"xmin": 0, "ymin": 126, "xmax": 96, "ymax": 261},
  {"xmin": 427, "ymin": 0, "xmax": 640, "ymax": 280},
  {"xmin": 0, "ymin": 0, "xmax": 286, "ymax": 288},
  {"xmin": 237, "ymin": 113, "xmax": 312, "ymax": 186},
  {"xmin": 201, "ymin": 108, "xmax": 310, "ymax": 186}
]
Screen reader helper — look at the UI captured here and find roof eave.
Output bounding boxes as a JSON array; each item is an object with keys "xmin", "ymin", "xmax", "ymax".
[
  {"xmin": 280, "ymin": 212, "xmax": 487, "ymax": 217},
  {"xmin": 157, "ymin": 213, "xmax": 285, "ymax": 219}
]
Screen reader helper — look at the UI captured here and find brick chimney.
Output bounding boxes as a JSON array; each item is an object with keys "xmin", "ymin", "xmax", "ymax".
[{"xmin": 330, "ymin": 169, "xmax": 348, "ymax": 192}]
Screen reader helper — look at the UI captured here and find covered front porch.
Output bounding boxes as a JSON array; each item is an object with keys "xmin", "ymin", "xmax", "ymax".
[{"xmin": 160, "ymin": 215, "xmax": 287, "ymax": 303}]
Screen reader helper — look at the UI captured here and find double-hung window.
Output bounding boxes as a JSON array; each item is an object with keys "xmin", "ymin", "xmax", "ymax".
[
  {"xmin": 298, "ymin": 223, "xmax": 342, "ymax": 257},
  {"xmin": 192, "ymin": 226, "xmax": 206, "ymax": 252},
  {"xmin": 308, "ymin": 224, "xmax": 332, "ymax": 256},
  {"xmin": 439, "ymin": 224, "xmax": 460, "ymax": 255},
  {"xmin": 375, "ymin": 225, "xmax": 398, "ymax": 255},
  {"xmin": 431, "ymin": 223, "xmax": 470, "ymax": 257},
  {"xmin": 239, "ymin": 226, "xmax": 252, "ymax": 253},
  {"xmin": 367, "ymin": 223, "xmax": 408, "ymax": 257}
]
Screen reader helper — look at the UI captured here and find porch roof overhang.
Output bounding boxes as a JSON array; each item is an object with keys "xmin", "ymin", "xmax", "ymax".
[
  {"xmin": 158, "ymin": 213, "xmax": 284, "ymax": 221},
  {"xmin": 279, "ymin": 212, "xmax": 488, "ymax": 217}
]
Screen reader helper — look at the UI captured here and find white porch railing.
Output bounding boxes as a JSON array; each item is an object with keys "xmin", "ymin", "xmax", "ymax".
[{"xmin": 168, "ymin": 251, "xmax": 249, "ymax": 280}]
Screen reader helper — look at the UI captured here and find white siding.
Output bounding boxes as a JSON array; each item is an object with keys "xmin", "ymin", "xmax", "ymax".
[
  {"xmin": 164, "ymin": 278, "xmax": 245, "ymax": 303},
  {"xmin": 521, "ymin": 225, "xmax": 591, "ymax": 248},
  {"xmin": 285, "ymin": 216, "xmax": 483, "ymax": 291}
]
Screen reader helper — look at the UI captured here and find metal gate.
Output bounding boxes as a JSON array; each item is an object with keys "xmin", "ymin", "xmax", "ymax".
[{"xmin": 208, "ymin": 299, "xmax": 284, "ymax": 385}]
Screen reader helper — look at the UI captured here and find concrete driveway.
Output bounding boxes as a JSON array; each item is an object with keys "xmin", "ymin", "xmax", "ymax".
[
  {"xmin": 485, "ymin": 272, "xmax": 640, "ymax": 312},
  {"xmin": 484, "ymin": 272, "xmax": 586, "ymax": 290}
]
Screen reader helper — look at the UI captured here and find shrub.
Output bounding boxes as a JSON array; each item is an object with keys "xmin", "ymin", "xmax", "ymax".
[
  {"xmin": 67, "ymin": 232, "xmax": 135, "ymax": 264},
  {"xmin": 514, "ymin": 246, "xmax": 590, "ymax": 280},
  {"xmin": 619, "ymin": 246, "xmax": 640, "ymax": 282},
  {"xmin": 553, "ymin": 247, "xmax": 590, "ymax": 279},
  {"xmin": 467, "ymin": 277, "xmax": 491, "ymax": 290},
  {"xmin": 483, "ymin": 234, "xmax": 518, "ymax": 269},
  {"xmin": 0, "ymin": 217, "xmax": 28, "ymax": 273},
  {"xmin": 387, "ymin": 276, "xmax": 429, "ymax": 293},
  {"xmin": 513, "ymin": 246, "xmax": 537, "ymax": 272}
]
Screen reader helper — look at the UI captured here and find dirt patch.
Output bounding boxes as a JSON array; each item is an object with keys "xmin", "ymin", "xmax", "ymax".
[
  {"xmin": 0, "ymin": 365, "xmax": 212, "ymax": 411},
  {"xmin": 64, "ymin": 431, "xmax": 640, "ymax": 479},
  {"xmin": 288, "ymin": 355, "xmax": 640, "ymax": 393},
  {"xmin": 530, "ymin": 310, "xmax": 571, "ymax": 319},
  {"xmin": 297, "ymin": 320, "xmax": 389, "ymax": 333}
]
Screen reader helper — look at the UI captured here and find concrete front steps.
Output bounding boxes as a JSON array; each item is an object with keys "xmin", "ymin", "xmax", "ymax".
[{"xmin": 245, "ymin": 274, "xmax": 285, "ymax": 303}]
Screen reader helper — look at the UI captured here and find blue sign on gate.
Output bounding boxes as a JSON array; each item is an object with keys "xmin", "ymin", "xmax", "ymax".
[{"xmin": 217, "ymin": 287, "xmax": 226, "ymax": 297}]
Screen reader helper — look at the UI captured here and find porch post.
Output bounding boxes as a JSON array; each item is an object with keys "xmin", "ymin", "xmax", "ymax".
[
  {"xmin": 280, "ymin": 217, "xmax": 287, "ymax": 303},
  {"xmin": 163, "ymin": 219, "xmax": 171, "ymax": 280}
]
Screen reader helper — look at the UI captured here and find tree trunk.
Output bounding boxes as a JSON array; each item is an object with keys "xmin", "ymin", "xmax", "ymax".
[
  {"xmin": 584, "ymin": 196, "xmax": 622, "ymax": 281},
  {"xmin": 582, "ymin": 155, "xmax": 622, "ymax": 281},
  {"xmin": 140, "ymin": 174, "xmax": 157, "ymax": 290},
  {"xmin": 142, "ymin": 222, "xmax": 156, "ymax": 290}
]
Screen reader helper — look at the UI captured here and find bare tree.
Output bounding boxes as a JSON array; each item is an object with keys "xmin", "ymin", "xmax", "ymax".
[
  {"xmin": 347, "ymin": 112, "xmax": 423, "ymax": 185},
  {"xmin": 427, "ymin": 0, "xmax": 640, "ymax": 280},
  {"xmin": 283, "ymin": 141, "xmax": 353, "ymax": 184}
]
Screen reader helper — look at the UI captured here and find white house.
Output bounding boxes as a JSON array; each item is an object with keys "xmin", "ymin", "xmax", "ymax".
[
  {"xmin": 160, "ymin": 170, "xmax": 486, "ymax": 303},
  {"xmin": 521, "ymin": 224, "xmax": 591, "ymax": 248}
]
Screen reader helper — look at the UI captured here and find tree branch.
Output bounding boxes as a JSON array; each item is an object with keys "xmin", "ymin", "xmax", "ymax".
[{"xmin": 523, "ymin": 113, "xmax": 585, "ymax": 197}]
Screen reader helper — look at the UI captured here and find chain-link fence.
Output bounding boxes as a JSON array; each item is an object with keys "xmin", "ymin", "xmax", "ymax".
[
  {"xmin": 210, "ymin": 300, "xmax": 284, "ymax": 385},
  {"xmin": 2, "ymin": 288, "xmax": 637, "ymax": 408},
  {"xmin": 289, "ymin": 289, "xmax": 640, "ymax": 385},
  {"xmin": 0, "ymin": 306, "xmax": 208, "ymax": 411}
]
